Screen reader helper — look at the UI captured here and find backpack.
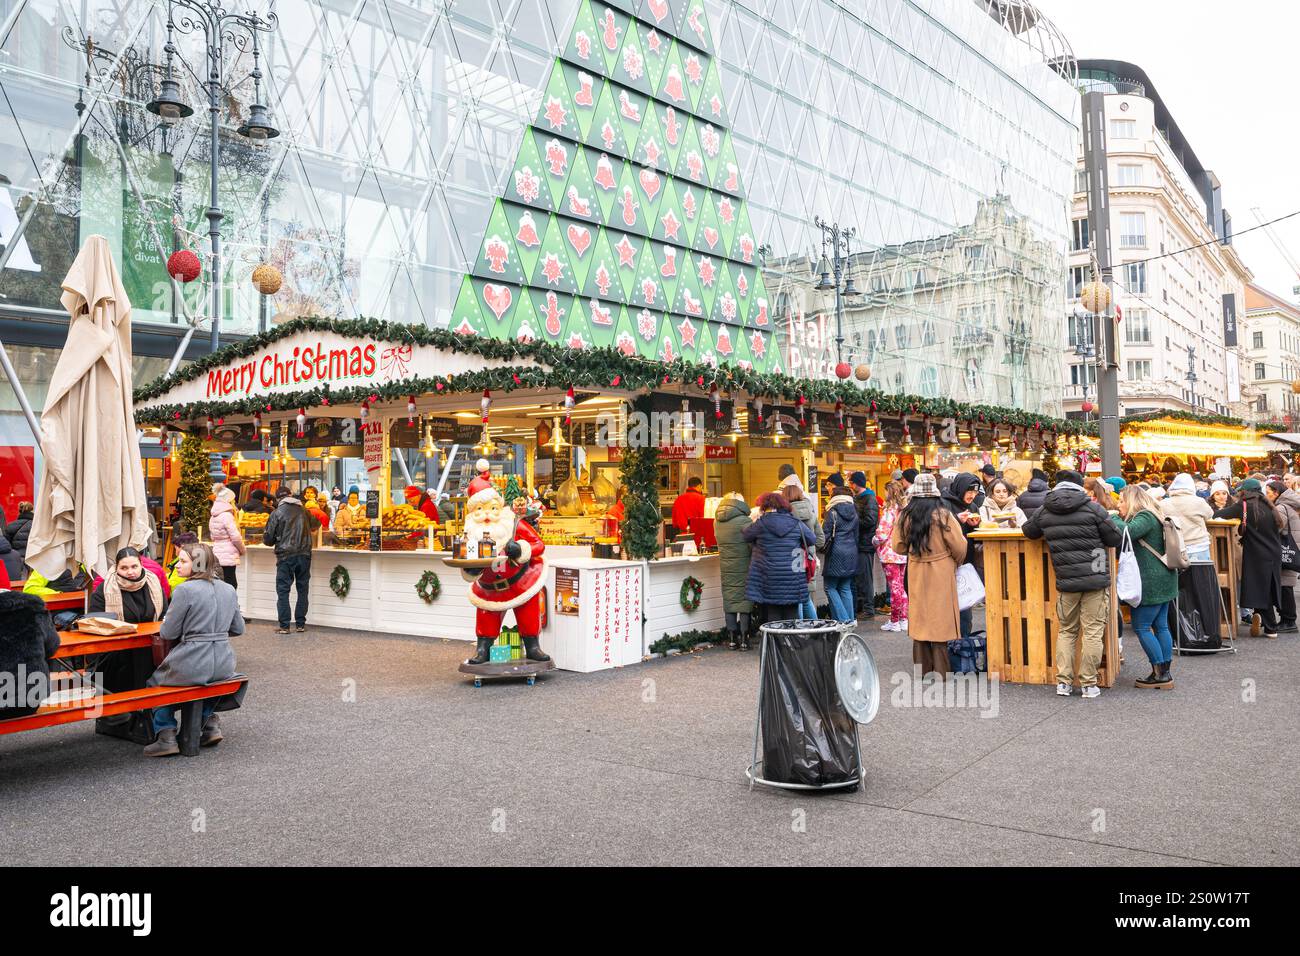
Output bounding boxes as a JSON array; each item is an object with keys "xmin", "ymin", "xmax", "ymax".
[{"xmin": 1140, "ymin": 513, "xmax": 1189, "ymax": 571}]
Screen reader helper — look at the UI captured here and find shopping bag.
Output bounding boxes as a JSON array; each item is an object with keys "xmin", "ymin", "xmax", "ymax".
[
  {"xmin": 956, "ymin": 563, "xmax": 985, "ymax": 611},
  {"xmin": 1117, "ymin": 527, "xmax": 1143, "ymax": 606}
]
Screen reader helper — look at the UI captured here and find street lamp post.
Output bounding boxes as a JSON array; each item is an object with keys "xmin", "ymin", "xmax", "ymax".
[
  {"xmin": 813, "ymin": 217, "xmax": 860, "ymax": 365},
  {"xmin": 147, "ymin": 0, "xmax": 279, "ymax": 353}
]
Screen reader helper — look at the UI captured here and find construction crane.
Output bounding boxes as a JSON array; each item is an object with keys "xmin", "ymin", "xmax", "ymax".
[{"xmin": 1251, "ymin": 207, "xmax": 1300, "ymax": 297}]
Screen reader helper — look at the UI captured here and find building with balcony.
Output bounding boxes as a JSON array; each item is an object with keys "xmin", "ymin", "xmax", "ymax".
[
  {"xmin": 1062, "ymin": 60, "xmax": 1255, "ymax": 420},
  {"xmin": 1242, "ymin": 284, "xmax": 1300, "ymax": 426}
]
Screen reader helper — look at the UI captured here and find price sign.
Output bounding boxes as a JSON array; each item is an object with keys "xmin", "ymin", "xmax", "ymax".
[{"xmin": 366, "ymin": 490, "xmax": 380, "ymax": 520}]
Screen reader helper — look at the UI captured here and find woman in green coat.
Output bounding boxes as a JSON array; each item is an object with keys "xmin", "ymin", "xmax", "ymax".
[
  {"xmin": 714, "ymin": 492, "xmax": 755, "ymax": 649},
  {"xmin": 1114, "ymin": 485, "xmax": 1179, "ymax": 689}
]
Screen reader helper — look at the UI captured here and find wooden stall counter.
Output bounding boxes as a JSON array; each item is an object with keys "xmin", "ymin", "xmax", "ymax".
[{"xmin": 972, "ymin": 529, "xmax": 1120, "ymax": 687}]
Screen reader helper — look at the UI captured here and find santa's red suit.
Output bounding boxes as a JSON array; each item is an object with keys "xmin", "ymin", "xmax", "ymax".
[{"xmin": 461, "ymin": 471, "xmax": 551, "ymax": 664}]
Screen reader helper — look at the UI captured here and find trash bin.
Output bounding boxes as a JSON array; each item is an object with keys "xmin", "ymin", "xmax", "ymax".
[
  {"xmin": 747, "ymin": 620, "xmax": 873, "ymax": 791},
  {"xmin": 1171, "ymin": 561, "xmax": 1226, "ymax": 652}
]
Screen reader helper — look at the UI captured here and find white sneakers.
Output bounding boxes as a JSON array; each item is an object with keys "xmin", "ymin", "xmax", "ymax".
[
  {"xmin": 1081, "ymin": 685, "xmax": 1101, "ymax": 699},
  {"xmin": 879, "ymin": 619, "xmax": 909, "ymax": 632},
  {"xmin": 1058, "ymin": 682, "xmax": 1101, "ymax": 699},
  {"xmin": 1056, "ymin": 682, "xmax": 1072, "ymax": 697}
]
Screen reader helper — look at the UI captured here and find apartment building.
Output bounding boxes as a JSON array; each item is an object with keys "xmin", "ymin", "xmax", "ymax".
[{"xmin": 1242, "ymin": 284, "xmax": 1300, "ymax": 425}]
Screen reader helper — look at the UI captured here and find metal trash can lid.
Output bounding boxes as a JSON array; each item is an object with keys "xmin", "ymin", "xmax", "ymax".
[{"xmin": 835, "ymin": 632, "xmax": 880, "ymax": 725}]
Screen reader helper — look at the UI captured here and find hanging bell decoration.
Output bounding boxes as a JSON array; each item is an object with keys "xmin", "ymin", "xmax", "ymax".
[
  {"xmin": 251, "ymin": 263, "xmax": 282, "ymax": 295},
  {"xmin": 481, "ymin": 389, "xmax": 492, "ymax": 424},
  {"xmin": 407, "ymin": 395, "xmax": 417, "ymax": 425},
  {"xmin": 296, "ymin": 407, "xmax": 306, "ymax": 439}
]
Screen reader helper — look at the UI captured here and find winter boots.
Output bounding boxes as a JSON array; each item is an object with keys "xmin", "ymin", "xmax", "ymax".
[
  {"xmin": 143, "ymin": 727, "xmax": 179, "ymax": 757},
  {"xmin": 1135, "ymin": 662, "xmax": 1173, "ymax": 689},
  {"xmin": 522, "ymin": 636, "xmax": 551, "ymax": 662},
  {"xmin": 200, "ymin": 714, "xmax": 223, "ymax": 747},
  {"xmin": 467, "ymin": 637, "xmax": 495, "ymax": 665}
]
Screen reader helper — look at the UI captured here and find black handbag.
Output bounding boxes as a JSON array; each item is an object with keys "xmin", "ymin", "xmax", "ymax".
[{"xmin": 1279, "ymin": 503, "xmax": 1300, "ymax": 572}]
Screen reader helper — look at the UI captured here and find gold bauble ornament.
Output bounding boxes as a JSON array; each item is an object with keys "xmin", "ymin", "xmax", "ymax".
[
  {"xmin": 1080, "ymin": 280, "xmax": 1111, "ymax": 314},
  {"xmin": 252, "ymin": 263, "xmax": 282, "ymax": 295},
  {"xmin": 854, "ymin": 363, "xmax": 872, "ymax": 382}
]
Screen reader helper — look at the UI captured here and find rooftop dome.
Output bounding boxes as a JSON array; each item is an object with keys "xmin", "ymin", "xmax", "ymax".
[{"xmin": 978, "ymin": 0, "xmax": 1077, "ymax": 83}]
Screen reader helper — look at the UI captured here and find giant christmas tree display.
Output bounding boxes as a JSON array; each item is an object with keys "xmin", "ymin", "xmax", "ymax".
[{"xmin": 449, "ymin": 0, "xmax": 781, "ymax": 376}]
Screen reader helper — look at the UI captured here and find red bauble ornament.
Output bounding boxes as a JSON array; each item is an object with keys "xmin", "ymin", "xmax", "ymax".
[
  {"xmin": 611, "ymin": 375, "xmax": 621, "ymax": 387},
  {"xmin": 167, "ymin": 250, "xmax": 201, "ymax": 283},
  {"xmin": 1081, "ymin": 400, "xmax": 1095, "ymax": 413},
  {"xmin": 835, "ymin": 362, "xmax": 852, "ymax": 380},
  {"xmin": 512, "ymin": 373, "xmax": 522, "ymax": 385}
]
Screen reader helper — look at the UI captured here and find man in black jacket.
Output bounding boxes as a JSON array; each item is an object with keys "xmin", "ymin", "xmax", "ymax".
[
  {"xmin": 848, "ymin": 471, "xmax": 879, "ymax": 618},
  {"xmin": 1017, "ymin": 468, "xmax": 1049, "ymax": 518},
  {"xmin": 1022, "ymin": 470, "xmax": 1122, "ymax": 698},
  {"xmin": 262, "ymin": 488, "xmax": 321, "ymax": 634}
]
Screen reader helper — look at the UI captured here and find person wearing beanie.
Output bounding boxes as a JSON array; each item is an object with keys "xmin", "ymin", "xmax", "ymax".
[
  {"xmin": 848, "ymin": 470, "xmax": 879, "ymax": 618},
  {"xmin": 404, "ymin": 481, "xmax": 442, "ymax": 526},
  {"xmin": 1208, "ymin": 480, "xmax": 1233, "ymax": 512},
  {"xmin": 979, "ymin": 463, "xmax": 998, "ymax": 490},
  {"xmin": 901, "ymin": 468, "xmax": 918, "ymax": 488},
  {"xmin": 1104, "ymin": 475, "xmax": 1127, "ymax": 495},
  {"xmin": 1017, "ymin": 468, "xmax": 1050, "ymax": 518},
  {"xmin": 208, "ymin": 485, "xmax": 245, "ymax": 588},
  {"xmin": 1160, "ymin": 473, "xmax": 1213, "ymax": 562},
  {"xmin": 261, "ymin": 483, "xmax": 322, "ymax": 633},
  {"xmin": 1215, "ymin": 477, "xmax": 1284, "ymax": 639},
  {"xmin": 333, "ymin": 485, "xmax": 366, "ymax": 535}
]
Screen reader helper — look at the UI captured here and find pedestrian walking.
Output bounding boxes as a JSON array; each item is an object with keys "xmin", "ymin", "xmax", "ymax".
[
  {"xmin": 208, "ymin": 486, "xmax": 246, "ymax": 589},
  {"xmin": 941, "ymin": 472, "xmax": 984, "ymax": 644},
  {"xmin": 1160, "ymin": 473, "xmax": 1213, "ymax": 562},
  {"xmin": 848, "ymin": 471, "xmax": 879, "ymax": 618},
  {"xmin": 820, "ymin": 474, "xmax": 859, "ymax": 622},
  {"xmin": 143, "ymin": 543, "xmax": 244, "ymax": 757},
  {"xmin": 1214, "ymin": 478, "xmax": 1282, "ymax": 639},
  {"xmin": 781, "ymin": 479, "xmax": 823, "ymax": 620},
  {"xmin": 714, "ymin": 492, "xmax": 755, "ymax": 649},
  {"xmin": 262, "ymin": 486, "xmax": 321, "ymax": 634},
  {"xmin": 1266, "ymin": 479, "xmax": 1300, "ymax": 633},
  {"xmin": 742, "ymin": 492, "xmax": 815, "ymax": 625},
  {"xmin": 1115, "ymin": 485, "xmax": 1180, "ymax": 688},
  {"xmin": 887, "ymin": 473, "xmax": 966, "ymax": 676},
  {"xmin": 872, "ymin": 480, "xmax": 909, "ymax": 632},
  {"xmin": 1022, "ymin": 469, "xmax": 1121, "ymax": 698}
]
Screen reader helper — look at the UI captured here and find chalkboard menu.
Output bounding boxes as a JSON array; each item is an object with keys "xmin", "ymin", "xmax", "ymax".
[
  {"xmin": 368, "ymin": 526, "xmax": 381, "ymax": 552},
  {"xmin": 366, "ymin": 490, "xmax": 380, "ymax": 520}
]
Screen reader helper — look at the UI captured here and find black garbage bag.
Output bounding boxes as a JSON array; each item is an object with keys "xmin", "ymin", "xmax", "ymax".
[
  {"xmin": 760, "ymin": 623, "xmax": 860, "ymax": 787},
  {"xmin": 1170, "ymin": 563, "xmax": 1222, "ymax": 651}
]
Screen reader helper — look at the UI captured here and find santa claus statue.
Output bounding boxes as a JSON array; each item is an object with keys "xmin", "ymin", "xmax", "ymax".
[{"xmin": 461, "ymin": 461, "xmax": 551, "ymax": 665}]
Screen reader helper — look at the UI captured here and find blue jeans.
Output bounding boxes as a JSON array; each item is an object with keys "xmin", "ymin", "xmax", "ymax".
[
  {"xmin": 824, "ymin": 575, "xmax": 855, "ymax": 621},
  {"xmin": 797, "ymin": 597, "xmax": 817, "ymax": 620},
  {"xmin": 1131, "ymin": 602, "xmax": 1173, "ymax": 666},
  {"xmin": 152, "ymin": 700, "xmax": 215, "ymax": 734},
  {"xmin": 276, "ymin": 553, "xmax": 311, "ymax": 628}
]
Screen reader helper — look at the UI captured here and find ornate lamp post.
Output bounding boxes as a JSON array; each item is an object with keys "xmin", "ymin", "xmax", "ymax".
[
  {"xmin": 812, "ymin": 217, "xmax": 860, "ymax": 364},
  {"xmin": 147, "ymin": 0, "xmax": 279, "ymax": 353}
]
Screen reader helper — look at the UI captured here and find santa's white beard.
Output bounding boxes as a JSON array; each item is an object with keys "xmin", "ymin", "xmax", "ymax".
[{"xmin": 464, "ymin": 508, "xmax": 518, "ymax": 551}]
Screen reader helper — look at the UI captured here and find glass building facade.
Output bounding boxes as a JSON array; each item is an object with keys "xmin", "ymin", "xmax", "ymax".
[{"xmin": 1, "ymin": 0, "xmax": 1078, "ymax": 493}]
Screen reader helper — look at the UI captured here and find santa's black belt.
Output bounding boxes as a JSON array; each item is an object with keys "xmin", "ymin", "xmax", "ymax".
[{"xmin": 479, "ymin": 564, "xmax": 526, "ymax": 591}]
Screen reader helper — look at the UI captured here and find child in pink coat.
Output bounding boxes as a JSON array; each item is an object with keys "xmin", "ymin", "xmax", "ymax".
[{"xmin": 208, "ymin": 487, "xmax": 246, "ymax": 589}]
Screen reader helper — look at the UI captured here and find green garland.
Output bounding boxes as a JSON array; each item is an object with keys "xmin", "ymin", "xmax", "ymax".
[
  {"xmin": 619, "ymin": 395, "xmax": 662, "ymax": 560},
  {"xmin": 416, "ymin": 570, "xmax": 441, "ymax": 604},
  {"xmin": 131, "ymin": 315, "xmax": 1089, "ymax": 436},
  {"xmin": 649, "ymin": 627, "xmax": 728, "ymax": 655},
  {"xmin": 329, "ymin": 565, "xmax": 351, "ymax": 599},
  {"xmin": 680, "ymin": 576, "xmax": 704, "ymax": 612}
]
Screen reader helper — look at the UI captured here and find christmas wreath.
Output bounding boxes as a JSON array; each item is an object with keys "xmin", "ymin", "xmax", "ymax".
[
  {"xmin": 416, "ymin": 570, "xmax": 442, "ymax": 604},
  {"xmin": 680, "ymin": 576, "xmax": 704, "ymax": 612},
  {"xmin": 329, "ymin": 565, "xmax": 351, "ymax": 599}
]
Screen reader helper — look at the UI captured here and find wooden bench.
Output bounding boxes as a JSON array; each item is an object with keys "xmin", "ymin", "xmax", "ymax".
[
  {"xmin": 0, "ymin": 679, "xmax": 247, "ymax": 756},
  {"xmin": 39, "ymin": 590, "xmax": 88, "ymax": 613}
]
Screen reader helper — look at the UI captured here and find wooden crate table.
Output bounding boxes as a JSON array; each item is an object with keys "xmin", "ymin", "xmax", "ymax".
[
  {"xmin": 972, "ymin": 529, "xmax": 1120, "ymax": 687},
  {"xmin": 1207, "ymin": 519, "xmax": 1241, "ymax": 639}
]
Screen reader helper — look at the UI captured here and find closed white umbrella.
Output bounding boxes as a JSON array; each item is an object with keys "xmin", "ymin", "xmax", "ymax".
[{"xmin": 26, "ymin": 234, "xmax": 150, "ymax": 580}]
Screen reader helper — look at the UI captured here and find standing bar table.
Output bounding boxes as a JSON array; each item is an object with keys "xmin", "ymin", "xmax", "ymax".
[{"xmin": 1207, "ymin": 519, "xmax": 1241, "ymax": 640}]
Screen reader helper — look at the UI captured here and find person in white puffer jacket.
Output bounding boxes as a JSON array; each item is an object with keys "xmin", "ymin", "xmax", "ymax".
[{"xmin": 1158, "ymin": 473, "xmax": 1213, "ymax": 563}]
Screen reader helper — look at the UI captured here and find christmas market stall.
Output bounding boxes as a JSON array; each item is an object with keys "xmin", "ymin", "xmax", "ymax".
[
  {"xmin": 133, "ymin": 317, "xmax": 1088, "ymax": 672},
  {"xmin": 1116, "ymin": 413, "xmax": 1292, "ymax": 481}
]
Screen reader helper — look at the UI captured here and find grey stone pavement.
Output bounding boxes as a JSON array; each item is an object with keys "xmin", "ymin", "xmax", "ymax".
[{"xmin": 2, "ymin": 614, "xmax": 1297, "ymax": 866}]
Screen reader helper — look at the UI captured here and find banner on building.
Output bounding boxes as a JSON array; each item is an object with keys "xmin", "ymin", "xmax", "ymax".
[{"xmin": 1222, "ymin": 293, "xmax": 1238, "ymax": 347}]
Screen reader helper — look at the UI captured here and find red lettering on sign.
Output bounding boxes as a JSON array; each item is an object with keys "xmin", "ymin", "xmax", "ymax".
[{"xmin": 362, "ymin": 343, "xmax": 376, "ymax": 376}]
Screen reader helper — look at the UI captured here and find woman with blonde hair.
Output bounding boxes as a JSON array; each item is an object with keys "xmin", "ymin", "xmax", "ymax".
[
  {"xmin": 1083, "ymin": 477, "xmax": 1117, "ymax": 513},
  {"xmin": 1114, "ymin": 485, "xmax": 1179, "ymax": 688},
  {"xmin": 872, "ymin": 480, "xmax": 910, "ymax": 631}
]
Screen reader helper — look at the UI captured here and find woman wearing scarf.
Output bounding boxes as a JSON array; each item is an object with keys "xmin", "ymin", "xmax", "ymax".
[
  {"xmin": 1214, "ymin": 478, "xmax": 1283, "ymax": 639},
  {"xmin": 88, "ymin": 547, "xmax": 168, "ymax": 741}
]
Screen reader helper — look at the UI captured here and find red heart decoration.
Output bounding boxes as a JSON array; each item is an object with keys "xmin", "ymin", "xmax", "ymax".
[
  {"xmin": 703, "ymin": 226, "xmax": 719, "ymax": 248},
  {"xmin": 435, "ymin": 382, "xmax": 444, "ymax": 391},
  {"xmin": 566, "ymin": 223, "xmax": 591, "ymax": 256},
  {"xmin": 638, "ymin": 168, "xmax": 661, "ymax": 201},
  {"xmin": 482, "ymin": 283, "xmax": 513, "ymax": 320}
]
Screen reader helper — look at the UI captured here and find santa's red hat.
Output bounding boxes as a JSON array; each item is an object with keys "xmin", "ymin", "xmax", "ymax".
[{"xmin": 466, "ymin": 468, "xmax": 499, "ymax": 511}]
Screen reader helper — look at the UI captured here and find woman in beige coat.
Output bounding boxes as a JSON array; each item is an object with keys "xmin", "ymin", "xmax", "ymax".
[{"xmin": 889, "ymin": 473, "xmax": 969, "ymax": 676}]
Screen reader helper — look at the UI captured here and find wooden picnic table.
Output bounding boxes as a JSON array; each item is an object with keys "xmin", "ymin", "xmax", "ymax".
[
  {"xmin": 40, "ymin": 590, "xmax": 88, "ymax": 612},
  {"xmin": 54, "ymin": 622, "xmax": 160, "ymax": 659}
]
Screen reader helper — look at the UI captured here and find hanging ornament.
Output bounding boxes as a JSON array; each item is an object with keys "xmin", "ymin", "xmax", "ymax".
[
  {"xmin": 205, "ymin": 415, "xmax": 214, "ymax": 437},
  {"xmin": 1080, "ymin": 280, "xmax": 1112, "ymax": 314},
  {"xmin": 564, "ymin": 386, "xmax": 576, "ymax": 425},
  {"xmin": 611, "ymin": 375, "xmax": 621, "ymax": 387},
  {"xmin": 710, "ymin": 384, "xmax": 722, "ymax": 419},
  {"xmin": 835, "ymin": 361, "xmax": 852, "ymax": 380},
  {"xmin": 902, "ymin": 418, "xmax": 913, "ymax": 447},
  {"xmin": 1081, "ymin": 400, "xmax": 1095, "ymax": 414},
  {"xmin": 835, "ymin": 400, "xmax": 844, "ymax": 430},
  {"xmin": 854, "ymin": 363, "xmax": 872, "ymax": 382},
  {"xmin": 796, "ymin": 394, "xmax": 806, "ymax": 426},
  {"xmin": 753, "ymin": 396, "xmax": 765, "ymax": 425},
  {"xmin": 926, "ymin": 420, "xmax": 936, "ymax": 447},
  {"xmin": 296, "ymin": 407, "xmax": 307, "ymax": 439},
  {"xmin": 251, "ymin": 263, "xmax": 282, "ymax": 295},
  {"xmin": 407, "ymin": 395, "xmax": 417, "ymax": 425},
  {"xmin": 512, "ymin": 373, "xmax": 522, "ymax": 386},
  {"xmin": 481, "ymin": 389, "xmax": 492, "ymax": 424},
  {"xmin": 167, "ymin": 249, "xmax": 201, "ymax": 283},
  {"xmin": 360, "ymin": 400, "xmax": 369, "ymax": 424}
]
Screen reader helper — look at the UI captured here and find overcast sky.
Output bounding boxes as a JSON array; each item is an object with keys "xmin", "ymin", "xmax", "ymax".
[{"xmin": 1032, "ymin": 0, "xmax": 1300, "ymax": 301}]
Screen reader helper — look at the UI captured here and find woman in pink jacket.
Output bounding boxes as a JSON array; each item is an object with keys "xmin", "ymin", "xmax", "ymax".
[
  {"xmin": 872, "ymin": 480, "xmax": 909, "ymax": 632},
  {"xmin": 208, "ymin": 486, "xmax": 246, "ymax": 588}
]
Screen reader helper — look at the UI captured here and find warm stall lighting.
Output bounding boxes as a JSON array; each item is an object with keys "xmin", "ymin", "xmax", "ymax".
[{"xmin": 1121, "ymin": 426, "xmax": 1276, "ymax": 459}]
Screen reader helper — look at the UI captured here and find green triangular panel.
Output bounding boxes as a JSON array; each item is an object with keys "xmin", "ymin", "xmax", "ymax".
[
  {"xmin": 564, "ymin": 62, "xmax": 604, "ymax": 139},
  {"xmin": 580, "ymin": 228, "xmax": 622, "ymax": 301},
  {"xmin": 693, "ymin": 251, "xmax": 720, "ymax": 315},
  {"xmin": 713, "ymin": 320, "xmax": 743, "ymax": 365},
  {"xmin": 614, "ymin": 83, "xmax": 647, "ymax": 151},
  {"xmin": 560, "ymin": 302, "xmax": 592, "ymax": 352},
  {"xmin": 658, "ymin": 41, "xmax": 688, "ymax": 108},
  {"xmin": 656, "ymin": 101, "xmax": 687, "ymax": 171},
  {"xmin": 652, "ymin": 178, "xmax": 687, "ymax": 244},
  {"xmin": 730, "ymin": 201, "xmax": 756, "ymax": 263},
  {"xmin": 556, "ymin": 215, "xmax": 599, "ymax": 287},
  {"xmin": 591, "ymin": 151, "xmax": 625, "ymax": 222},
  {"xmin": 693, "ymin": 320, "xmax": 717, "ymax": 366},
  {"xmin": 639, "ymin": 0, "xmax": 676, "ymax": 31},
  {"xmin": 675, "ymin": 117, "xmax": 707, "ymax": 184},
  {"xmin": 715, "ymin": 191, "xmax": 740, "ymax": 251},
  {"xmin": 699, "ymin": 58, "xmax": 727, "ymax": 125},
  {"xmin": 761, "ymin": 332, "xmax": 783, "ymax": 375},
  {"xmin": 639, "ymin": 19, "xmax": 671, "ymax": 91},
  {"xmin": 672, "ymin": 314, "xmax": 702, "ymax": 359},
  {"xmin": 580, "ymin": 295, "xmax": 620, "ymax": 349},
  {"xmin": 749, "ymin": 269, "xmax": 771, "ymax": 329},
  {"xmin": 680, "ymin": 46, "xmax": 709, "ymax": 113},
  {"xmin": 563, "ymin": 2, "xmax": 606, "ymax": 77},
  {"xmin": 673, "ymin": 251, "xmax": 704, "ymax": 319},
  {"xmin": 505, "ymin": 134, "xmax": 553, "ymax": 212},
  {"xmin": 595, "ymin": 4, "xmax": 631, "ymax": 75},
  {"xmin": 535, "ymin": 61, "xmax": 580, "ymax": 140},
  {"xmin": 508, "ymin": 289, "xmax": 539, "ymax": 343},
  {"xmin": 527, "ymin": 287, "xmax": 577, "ymax": 342},
  {"xmin": 584, "ymin": 80, "xmax": 627, "ymax": 155},
  {"xmin": 560, "ymin": 148, "xmax": 602, "ymax": 224},
  {"xmin": 677, "ymin": 0, "xmax": 713, "ymax": 55},
  {"xmin": 731, "ymin": 261, "xmax": 755, "ymax": 324},
  {"xmin": 531, "ymin": 216, "xmax": 581, "ymax": 295},
  {"xmin": 611, "ymin": 161, "xmax": 651, "ymax": 235},
  {"xmin": 533, "ymin": 129, "xmax": 576, "ymax": 209},
  {"xmin": 612, "ymin": 305, "xmax": 640, "ymax": 356},
  {"xmin": 449, "ymin": 275, "xmax": 488, "ymax": 337},
  {"xmin": 473, "ymin": 278, "xmax": 520, "ymax": 339},
  {"xmin": 709, "ymin": 261, "xmax": 738, "ymax": 326},
  {"xmin": 692, "ymin": 196, "xmax": 723, "ymax": 255},
  {"xmin": 656, "ymin": 240, "xmax": 684, "ymax": 307},
  {"xmin": 631, "ymin": 103, "xmax": 668, "ymax": 171},
  {"xmin": 630, "ymin": 305, "xmax": 664, "ymax": 358},
  {"xmin": 504, "ymin": 202, "xmax": 545, "ymax": 278},
  {"xmin": 630, "ymin": 240, "xmax": 673, "ymax": 311},
  {"xmin": 472, "ymin": 200, "xmax": 528, "ymax": 284},
  {"xmin": 713, "ymin": 130, "xmax": 742, "ymax": 196},
  {"xmin": 676, "ymin": 178, "xmax": 703, "ymax": 246},
  {"xmin": 606, "ymin": 228, "xmax": 643, "ymax": 300},
  {"xmin": 656, "ymin": 313, "xmax": 682, "ymax": 363},
  {"xmin": 698, "ymin": 121, "xmax": 723, "ymax": 183},
  {"xmin": 633, "ymin": 163, "xmax": 666, "ymax": 227},
  {"xmin": 612, "ymin": 16, "xmax": 652, "ymax": 96}
]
